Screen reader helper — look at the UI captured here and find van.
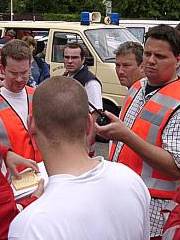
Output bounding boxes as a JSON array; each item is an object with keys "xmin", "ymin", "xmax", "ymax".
[
  {"xmin": 0, "ymin": 17, "xmax": 140, "ymax": 114},
  {"xmin": 119, "ymin": 19, "xmax": 179, "ymax": 43}
]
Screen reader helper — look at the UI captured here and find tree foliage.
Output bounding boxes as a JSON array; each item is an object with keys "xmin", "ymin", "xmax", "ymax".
[
  {"xmin": 113, "ymin": 0, "xmax": 180, "ymax": 19},
  {"xmin": 0, "ymin": 0, "xmax": 179, "ymax": 20},
  {"xmin": 0, "ymin": 0, "xmax": 8, "ymax": 12}
]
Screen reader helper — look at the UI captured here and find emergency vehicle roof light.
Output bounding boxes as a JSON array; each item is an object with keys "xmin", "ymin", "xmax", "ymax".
[
  {"xmin": 110, "ymin": 13, "xmax": 120, "ymax": 25},
  {"xmin": 91, "ymin": 12, "xmax": 101, "ymax": 23},
  {"xmin": 80, "ymin": 11, "xmax": 101, "ymax": 25},
  {"xmin": 81, "ymin": 12, "xmax": 90, "ymax": 25}
]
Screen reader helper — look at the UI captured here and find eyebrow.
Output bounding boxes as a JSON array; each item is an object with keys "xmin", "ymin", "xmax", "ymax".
[
  {"xmin": 10, "ymin": 70, "xmax": 28, "ymax": 74},
  {"xmin": 64, "ymin": 55, "xmax": 80, "ymax": 58}
]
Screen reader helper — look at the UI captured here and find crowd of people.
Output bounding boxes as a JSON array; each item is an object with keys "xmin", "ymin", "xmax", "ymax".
[{"xmin": 0, "ymin": 23, "xmax": 179, "ymax": 240}]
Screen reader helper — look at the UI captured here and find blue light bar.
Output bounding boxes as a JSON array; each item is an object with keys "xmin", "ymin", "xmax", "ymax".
[
  {"xmin": 81, "ymin": 12, "xmax": 90, "ymax": 25},
  {"xmin": 111, "ymin": 13, "xmax": 120, "ymax": 25}
]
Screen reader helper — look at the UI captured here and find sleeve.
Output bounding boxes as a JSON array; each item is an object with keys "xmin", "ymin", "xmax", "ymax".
[
  {"xmin": 42, "ymin": 62, "xmax": 50, "ymax": 80},
  {"xmin": 35, "ymin": 57, "xmax": 50, "ymax": 84},
  {"xmin": 162, "ymin": 197, "xmax": 180, "ymax": 240},
  {"xmin": 0, "ymin": 172, "xmax": 19, "ymax": 239},
  {"xmin": 162, "ymin": 108, "xmax": 180, "ymax": 168},
  {"xmin": 85, "ymin": 80, "xmax": 103, "ymax": 112},
  {"xmin": 16, "ymin": 195, "xmax": 38, "ymax": 209},
  {"xmin": 8, "ymin": 211, "xmax": 61, "ymax": 240}
]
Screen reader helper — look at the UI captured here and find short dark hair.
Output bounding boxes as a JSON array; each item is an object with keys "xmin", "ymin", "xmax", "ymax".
[
  {"xmin": 144, "ymin": 24, "xmax": 180, "ymax": 57},
  {"xmin": 5, "ymin": 29, "xmax": 16, "ymax": 38},
  {"xmin": 1, "ymin": 39, "xmax": 31, "ymax": 67},
  {"xmin": 114, "ymin": 41, "xmax": 143, "ymax": 66},
  {"xmin": 33, "ymin": 76, "xmax": 89, "ymax": 145},
  {"xmin": 63, "ymin": 42, "xmax": 86, "ymax": 60}
]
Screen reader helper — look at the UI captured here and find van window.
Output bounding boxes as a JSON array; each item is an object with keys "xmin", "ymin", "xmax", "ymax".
[
  {"xmin": 85, "ymin": 28, "xmax": 139, "ymax": 62},
  {"xmin": 52, "ymin": 32, "xmax": 92, "ymax": 63},
  {"xmin": 126, "ymin": 27, "xmax": 145, "ymax": 43},
  {"xmin": 33, "ymin": 30, "xmax": 49, "ymax": 40}
]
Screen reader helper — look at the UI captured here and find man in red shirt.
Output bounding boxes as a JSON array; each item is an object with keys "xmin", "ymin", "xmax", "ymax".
[
  {"xmin": 0, "ymin": 144, "xmax": 43, "ymax": 240},
  {"xmin": 162, "ymin": 188, "xmax": 180, "ymax": 240}
]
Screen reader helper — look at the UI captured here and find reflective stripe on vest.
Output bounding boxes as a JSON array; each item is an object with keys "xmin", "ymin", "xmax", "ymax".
[
  {"xmin": 163, "ymin": 226, "xmax": 180, "ymax": 240},
  {"xmin": 153, "ymin": 92, "xmax": 180, "ymax": 108},
  {"xmin": 120, "ymin": 80, "xmax": 142, "ymax": 121},
  {"xmin": 0, "ymin": 118, "xmax": 11, "ymax": 146},
  {"xmin": 28, "ymin": 93, "xmax": 33, "ymax": 102},
  {"xmin": 110, "ymin": 80, "xmax": 143, "ymax": 162},
  {"xmin": 142, "ymin": 161, "xmax": 179, "ymax": 192},
  {"xmin": 0, "ymin": 100, "xmax": 10, "ymax": 111},
  {"xmin": 110, "ymin": 79, "xmax": 180, "ymax": 198}
]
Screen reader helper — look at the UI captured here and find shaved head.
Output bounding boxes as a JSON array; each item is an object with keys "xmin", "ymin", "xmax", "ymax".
[{"xmin": 33, "ymin": 76, "xmax": 89, "ymax": 146}]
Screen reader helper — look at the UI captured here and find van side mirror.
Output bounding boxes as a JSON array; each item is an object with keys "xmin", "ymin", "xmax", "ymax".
[{"xmin": 85, "ymin": 56, "xmax": 94, "ymax": 66}]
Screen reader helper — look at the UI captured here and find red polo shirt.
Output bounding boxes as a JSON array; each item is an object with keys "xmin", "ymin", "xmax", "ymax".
[{"xmin": 0, "ymin": 144, "xmax": 37, "ymax": 239}]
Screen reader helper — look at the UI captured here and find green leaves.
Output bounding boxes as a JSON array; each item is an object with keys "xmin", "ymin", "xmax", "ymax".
[{"xmin": 0, "ymin": 0, "xmax": 179, "ymax": 20}]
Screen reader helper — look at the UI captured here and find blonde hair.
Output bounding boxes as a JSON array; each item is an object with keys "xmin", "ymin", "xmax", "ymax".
[{"xmin": 22, "ymin": 36, "xmax": 37, "ymax": 48}]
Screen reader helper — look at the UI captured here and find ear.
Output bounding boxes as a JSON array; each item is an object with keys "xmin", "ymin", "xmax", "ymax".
[
  {"xmin": 139, "ymin": 62, "xmax": 144, "ymax": 72},
  {"xmin": 176, "ymin": 55, "xmax": 180, "ymax": 70},
  {"xmin": 177, "ymin": 55, "xmax": 180, "ymax": 61},
  {"xmin": 86, "ymin": 113, "xmax": 95, "ymax": 148},
  {"xmin": 139, "ymin": 63, "xmax": 145, "ymax": 78},
  {"xmin": 1, "ymin": 65, "xmax": 5, "ymax": 73},
  {"xmin": 86, "ymin": 113, "xmax": 94, "ymax": 136}
]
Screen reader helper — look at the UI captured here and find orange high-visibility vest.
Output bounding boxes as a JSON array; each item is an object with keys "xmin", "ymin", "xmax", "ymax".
[
  {"xmin": 162, "ymin": 187, "xmax": 180, "ymax": 240},
  {"xmin": 0, "ymin": 86, "xmax": 42, "ymax": 171},
  {"xmin": 110, "ymin": 79, "xmax": 180, "ymax": 199}
]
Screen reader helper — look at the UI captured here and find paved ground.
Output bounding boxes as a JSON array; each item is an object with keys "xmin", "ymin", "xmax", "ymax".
[{"xmin": 95, "ymin": 141, "xmax": 109, "ymax": 160}]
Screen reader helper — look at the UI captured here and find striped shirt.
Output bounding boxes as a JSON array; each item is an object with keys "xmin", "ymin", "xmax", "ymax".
[{"xmin": 116, "ymin": 78, "xmax": 180, "ymax": 237}]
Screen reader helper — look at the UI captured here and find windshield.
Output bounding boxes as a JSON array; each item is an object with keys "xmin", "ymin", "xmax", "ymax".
[{"xmin": 85, "ymin": 28, "xmax": 139, "ymax": 62}]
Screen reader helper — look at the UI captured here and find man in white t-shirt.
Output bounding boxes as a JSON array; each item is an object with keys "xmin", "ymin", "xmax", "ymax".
[
  {"xmin": 63, "ymin": 43, "xmax": 103, "ymax": 157},
  {"xmin": 9, "ymin": 76, "xmax": 150, "ymax": 240}
]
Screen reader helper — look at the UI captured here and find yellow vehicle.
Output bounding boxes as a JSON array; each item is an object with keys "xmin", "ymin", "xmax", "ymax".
[{"xmin": 0, "ymin": 14, "xmax": 140, "ymax": 114}]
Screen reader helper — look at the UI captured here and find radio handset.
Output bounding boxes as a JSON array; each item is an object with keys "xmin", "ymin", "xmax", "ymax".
[{"xmin": 88, "ymin": 102, "xmax": 111, "ymax": 126}]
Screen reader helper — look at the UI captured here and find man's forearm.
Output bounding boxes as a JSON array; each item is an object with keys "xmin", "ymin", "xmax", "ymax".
[{"xmin": 123, "ymin": 129, "xmax": 180, "ymax": 178}]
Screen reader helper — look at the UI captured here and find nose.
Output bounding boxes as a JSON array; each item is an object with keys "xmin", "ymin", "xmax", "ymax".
[
  {"xmin": 147, "ymin": 54, "xmax": 156, "ymax": 64},
  {"xmin": 16, "ymin": 74, "xmax": 24, "ymax": 82},
  {"xmin": 116, "ymin": 65, "xmax": 125, "ymax": 74},
  {"xmin": 67, "ymin": 57, "xmax": 72, "ymax": 63}
]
